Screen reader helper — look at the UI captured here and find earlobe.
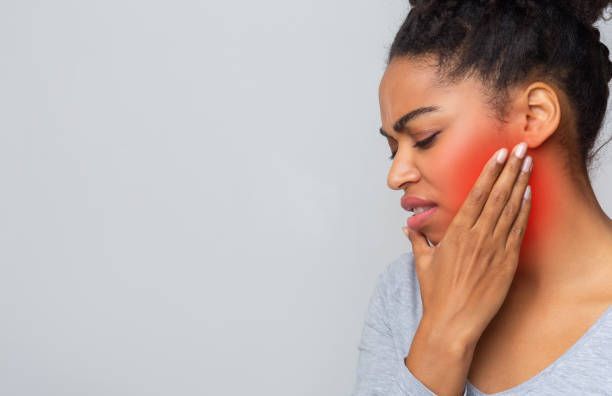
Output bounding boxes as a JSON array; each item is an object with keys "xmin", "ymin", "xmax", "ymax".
[{"xmin": 522, "ymin": 82, "xmax": 561, "ymax": 148}]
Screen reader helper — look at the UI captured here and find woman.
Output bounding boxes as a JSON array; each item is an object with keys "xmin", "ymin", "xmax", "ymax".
[{"xmin": 352, "ymin": 1, "xmax": 612, "ymax": 395}]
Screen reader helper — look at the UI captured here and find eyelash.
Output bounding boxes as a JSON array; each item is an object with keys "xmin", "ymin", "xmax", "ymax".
[{"xmin": 388, "ymin": 131, "xmax": 441, "ymax": 160}]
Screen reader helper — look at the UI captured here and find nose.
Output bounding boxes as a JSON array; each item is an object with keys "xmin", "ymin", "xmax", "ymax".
[{"xmin": 387, "ymin": 151, "xmax": 421, "ymax": 190}]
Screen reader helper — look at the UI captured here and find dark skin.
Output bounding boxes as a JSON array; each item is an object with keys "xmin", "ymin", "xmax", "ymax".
[{"xmin": 379, "ymin": 55, "xmax": 612, "ymax": 394}]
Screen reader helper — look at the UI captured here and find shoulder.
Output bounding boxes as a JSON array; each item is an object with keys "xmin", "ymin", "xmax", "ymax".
[{"xmin": 377, "ymin": 251, "xmax": 418, "ymax": 295}]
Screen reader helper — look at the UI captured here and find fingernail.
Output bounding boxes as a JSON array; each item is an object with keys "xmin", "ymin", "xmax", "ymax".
[
  {"xmin": 514, "ymin": 142, "xmax": 527, "ymax": 159},
  {"xmin": 521, "ymin": 155, "xmax": 532, "ymax": 173},
  {"xmin": 402, "ymin": 226, "xmax": 409, "ymax": 236},
  {"xmin": 523, "ymin": 185, "xmax": 531, "ymax": 200},
  {"xmin": 496, "ymin": 148, "xmax": 508, "ymax": 163}
]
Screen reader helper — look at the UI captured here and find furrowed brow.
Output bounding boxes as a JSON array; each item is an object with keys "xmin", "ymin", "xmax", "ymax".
[{"xmin": 379, "ymin": 105, "xmax": 440, "ymax": 137}]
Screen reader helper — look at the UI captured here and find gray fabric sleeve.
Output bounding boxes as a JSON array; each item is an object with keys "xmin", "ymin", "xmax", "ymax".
[{"xmin": 351, "ymin": 271, "xmax": 467, "ymax": 396}]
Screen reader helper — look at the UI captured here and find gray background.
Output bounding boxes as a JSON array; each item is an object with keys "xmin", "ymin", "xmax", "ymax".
[{"xmin": 1, "ymin": 1, "xmax": 611, "ymax": 395}]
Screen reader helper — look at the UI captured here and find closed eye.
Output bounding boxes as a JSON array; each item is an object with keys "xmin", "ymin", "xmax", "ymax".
[{"xmin": 388, "ymin": 131, "xmax": 441, "ymax": 160}]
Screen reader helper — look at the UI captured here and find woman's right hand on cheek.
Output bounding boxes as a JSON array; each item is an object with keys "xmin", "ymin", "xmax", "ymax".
[{"xmin": 405, "ymin": 141, "xmax": 533, "ymax": 350}]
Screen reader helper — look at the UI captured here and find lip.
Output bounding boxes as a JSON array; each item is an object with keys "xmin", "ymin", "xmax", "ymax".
[
  {"xmin": 407, "ymin": 206, "xmax": 438, "ymax": 231},
  {"xmin": 400, "ymin": 195, "xmax": 437, "ymax": 212}
]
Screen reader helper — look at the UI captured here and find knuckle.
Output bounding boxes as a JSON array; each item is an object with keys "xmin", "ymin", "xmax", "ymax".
[
  {"xmin": 513, "ymin": 224, "xmax": 525, "ymax": 238},
  {"xmin": 504, "ymin": 201, "xmax": 518, "ymax": 218},
  {"xmin": 470, "ymin": 186, "xmax": 486, "ymax": 203},
  {"xmin": 494, "ymin": 242, "xmax": 512, "ymax": 261},
  {"xmin": 506, "ymin": 231, "xmax": 518, "ymax": 247},
  {"xmin": 505, "ymin": 233, "xmax": 517, "ymax": 250},
  {"xmin": 473, "ymin": 231, "xmax": 492, "ymax": 251},
  {"xmin": 499, "ymin": 259, "xmax": 517, "ymax": 276},
  {"xmin": 503, "ymin": 254, "xmax": 514, "ymax": 269},
  {"xmin": 490, "ymin": 189, "xmax": 506, "ymax": 205},
  {"xmin": 468, "ymin": 218, "xmax": 482, "ymax": 234}
]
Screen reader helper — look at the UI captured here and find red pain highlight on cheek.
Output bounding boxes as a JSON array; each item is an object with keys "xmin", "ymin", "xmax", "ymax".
[
  {"xmin": 440, "ymin": 144, "xmax": 548, "ymax": 257},
  {"xmin": 440, "ymin": 141, "xmax": 498, "ymax": 217}
]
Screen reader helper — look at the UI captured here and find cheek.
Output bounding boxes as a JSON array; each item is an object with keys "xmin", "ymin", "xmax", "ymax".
[{"xmin": 437, "ymin": 128, "xmax": 506, "ymax": 217}]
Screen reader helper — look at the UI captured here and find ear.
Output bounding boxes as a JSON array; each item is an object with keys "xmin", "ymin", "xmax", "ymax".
[{"xmin": 508, "ymin": 82, "xmax": 561, "ymax": 148}]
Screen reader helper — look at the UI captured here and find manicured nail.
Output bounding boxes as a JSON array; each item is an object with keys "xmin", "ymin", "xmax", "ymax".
[
  {"xmin": 402, "ymin": 226, "xmax": 409, "ymax": 236},
  {"xmin": 496, "ymin": 148, "xmax": 508, "ymax": 163},
  {"xmin": 521, "ymin": 155, "xmax": 532, "ymax": 173},
  {"xmin": 514, "ymin": 142, "xmax": 527, "ymax": 159},
  {"xmin": 523, "ymin": 185, "xmax": 531, "ymax": 200}
]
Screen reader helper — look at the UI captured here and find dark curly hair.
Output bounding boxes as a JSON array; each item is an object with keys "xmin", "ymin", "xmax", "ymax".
[{"xmin": 387, "ymin": 0, "xmax": 612, "ymax": 176}]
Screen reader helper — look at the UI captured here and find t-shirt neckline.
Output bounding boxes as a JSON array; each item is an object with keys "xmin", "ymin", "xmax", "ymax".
[{"xmin": 465, "ymin": 304, "xmax": 612, "ymax": 396}]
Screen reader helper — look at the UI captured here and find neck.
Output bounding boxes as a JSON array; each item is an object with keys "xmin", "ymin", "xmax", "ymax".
[{"xmin": 514, "ymin": 146, "xmax": 612, "ymax": 303}]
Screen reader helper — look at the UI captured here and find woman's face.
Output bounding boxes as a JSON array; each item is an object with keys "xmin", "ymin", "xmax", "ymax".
[{"xmin": 379, "ymin": 56, "xmax": 517, "ymax": 245}]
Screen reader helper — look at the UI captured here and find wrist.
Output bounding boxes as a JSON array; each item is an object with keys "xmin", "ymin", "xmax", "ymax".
[{"xmin": 417, "ymin": 314, "xmax": 477, "ymax": 360}]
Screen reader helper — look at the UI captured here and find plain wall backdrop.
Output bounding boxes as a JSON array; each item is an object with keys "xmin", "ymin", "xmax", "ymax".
[{"xmin": 1, "ymin": 1, "xmax": 611, "ymax": 395}]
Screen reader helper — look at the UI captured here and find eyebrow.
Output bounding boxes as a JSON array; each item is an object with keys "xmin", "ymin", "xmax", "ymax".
[{"xmin": 379, "ymin": 105, "xmax": 440, "ymax": 138}]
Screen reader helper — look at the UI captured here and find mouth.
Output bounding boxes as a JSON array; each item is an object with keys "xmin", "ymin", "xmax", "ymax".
[
  {"xmin": 400, "ymin": 195, "xmax": 437, "ymax": 213},
  {"xmin": 406, "ymin": 205, "xmax": 438, "ymax": 231},
  {"xmin": 408, "ymin": 205, "xmax": 437, "ymax": 215}
]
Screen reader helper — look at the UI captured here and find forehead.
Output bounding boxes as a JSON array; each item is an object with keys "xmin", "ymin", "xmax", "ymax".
[
  {"xmin": 378, "ymin": 56, "xmax": 483, "ymax": 130},
  {"xmin": 379, "ymin": 57, "xmax": 445, "ymax": 124},
  {"xmin": 379, "ymin": 56, "xmax": 442, "ymax": 96}
]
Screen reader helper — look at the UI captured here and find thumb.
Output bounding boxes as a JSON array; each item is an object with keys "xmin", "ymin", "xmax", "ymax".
[{"xmin": 402, "ymin": 226, "xmax": 432, "ymax": 258}]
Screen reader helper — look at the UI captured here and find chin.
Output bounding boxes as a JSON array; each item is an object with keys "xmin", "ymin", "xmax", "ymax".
[
  {"xmin": 425, "ymin": 220, "xmax": 452, "ymax": 247},
  {"xmin": 424, "ymin": 231, "xmax": 440, "ymax": 247}
]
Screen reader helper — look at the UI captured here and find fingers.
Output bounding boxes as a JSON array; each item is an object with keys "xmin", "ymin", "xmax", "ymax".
[
  {"xmin": 448, "ymin": 147, "xmax": 508, "ymax": 231},
  {"xmin": 493, "ymin": 154, "xmax": 532, "ymax": 239},
  {"xmin": 473, "ymin": 142, "xmax": 529, "ymax": 233},
  {"xmin": 505, "ymin": 183, "xmax": 532, "ymax": 253},
  {"xmin": 403, "ymin": 226, "xmax": 431, "ymax": 258}
]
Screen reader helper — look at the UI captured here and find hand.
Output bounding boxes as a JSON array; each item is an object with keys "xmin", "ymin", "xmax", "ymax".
[{"xmin": 405, "ymin": 142, "xmax": 533, "ymax": 349}]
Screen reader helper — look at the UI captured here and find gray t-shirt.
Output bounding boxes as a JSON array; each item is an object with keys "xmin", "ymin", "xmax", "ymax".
[{"xmin": 351, "ymin": 251, "xmax": 612, "ymax": 395}]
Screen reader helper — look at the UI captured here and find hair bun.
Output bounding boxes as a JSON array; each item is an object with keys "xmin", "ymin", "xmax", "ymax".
[
  {"xmin": 562, "ymin": 0, "xmax": 612, "ymax": 25},
  {"xmin": 409, "ymin": 1, "xmax": 612, "ymax": 25}
]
